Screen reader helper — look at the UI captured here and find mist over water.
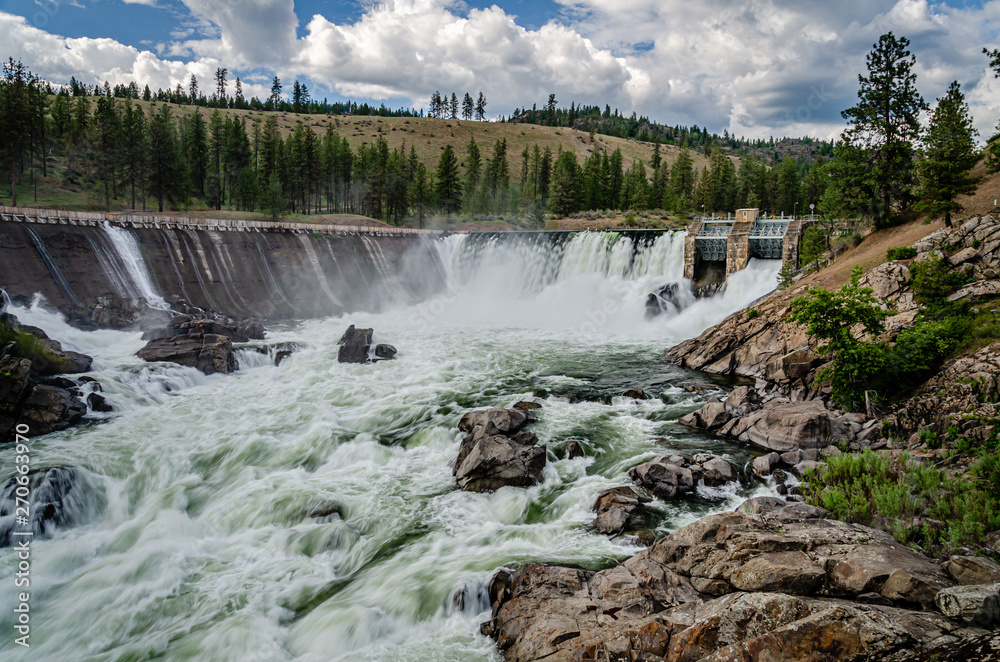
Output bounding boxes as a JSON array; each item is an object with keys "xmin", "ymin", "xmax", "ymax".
[{"xmin": 0, "ymin": 232, "xmax": 779, "ymax": 661}]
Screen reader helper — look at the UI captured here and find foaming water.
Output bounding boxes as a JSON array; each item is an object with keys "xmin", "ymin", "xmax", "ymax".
[
  {"xmin": 0, "ymin": 233, "xmax": 779, "ymax": 661},
  {"xmin": 102, "ymin": 223, "xmax": 170, "ymax": 310}
]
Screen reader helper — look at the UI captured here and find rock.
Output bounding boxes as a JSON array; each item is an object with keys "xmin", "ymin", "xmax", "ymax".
[
  {"xmin": 698, "ymin": 400, "xmax": 728, "ymax": 429},
  {"xmin": 592, "ymin": 486, "xmax": 650, "ymax": 535},
  {"xmin": 752, "ymin": 452, "xmax": 780, "ymax": 477},
  {"xmin": 700, "ymin": 457, "xmax": 737, "ymax": 486},
  {"xmin": 741, "ymin": 400, "xmax": 844, "ymax": 452},
  {"xmin": 137, "ymin": 333, "xmax": 237, "ymax": 375},
  {"xmin": 623, "ymin": 388, "xmax": 647, "ymax": 400},
  {"xmin": 513, "ymin": 401, "xmax": 541, "ymax": 411},
  {"xmin": 86, "ymin": 392, "xmax": 113, "ymax": 413},
  {"xmin": 373, "ymin": 343, "xmax": 397, "ymax": 360},
  {"xmin": 143, "ymin": 314, "xmax": 265, "ymax": 343},
  {"xmin": 0, "ymin": 356, "xmax": 33, "ymax": 440},
  {"xmin": 988, "ymin": 530, "xmax": 1000, "ymax": 552},
  {"xmin": 337, "ymin": 324, "xmax": 373, "ymax": 363},
  {"xmin": 935, "ymin": 583, "xmax": 1000, "ymax": 626},
  {"xmin": 948, "ymin": 246, "xmax": 979, "ymax": 266},
  {"xmin": 0, "ymin": 466, "xmax": 102, "ymax": 546},
  {"xmin": 946, "ymin": 556, "xmax": 1000, "ymax": 586},
  {"xmin": 454, "ymin": 434, "xmax": 546, "ymax": 492},
  {"xmin": 18, "ymin": 384, "xmax": 87, "ymax": 436},
  {"xmin": 454, "ymin": 408, "xmax": 545, "ymax": 492},
  {"xmin": 629, "ymin": 455, "xmax": 695, "ymax": 499},
  {"xmin": 646, "ymin": 282, "xmax": 691, "ymax": 318},
  {"xmin": 790, "ymin": 459, "xmax": 826, "ymax": 478},
  {"xmin": 891, "ymin": 632, "xmax": 1000, "ymax": 662},
  {"xmin": 729, "ymin": 551, "xmax": 827, "ymax": 594},
  {"xmin": 459, "ymin": 408, "xmax": 531, "ymax": 438},
  {"xmin": 831, "ymin": 544, "xmax": 952, "ymax": 609},
  {"xmin": 561, "ymin": 440, "xmax": 584, "ymax": 459}
]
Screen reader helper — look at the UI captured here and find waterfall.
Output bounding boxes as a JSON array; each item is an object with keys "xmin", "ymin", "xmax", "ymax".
[
  {"xmin": 102, "ymin": 223, "xmax": 169, "ymax": 309},
  {"xmin": 24, "ymin": 226, "xmax": 83, "ymax": 307}
]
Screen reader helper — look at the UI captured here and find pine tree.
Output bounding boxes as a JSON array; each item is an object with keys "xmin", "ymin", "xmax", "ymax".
[
  {"xmin": 147, "ymin": 104, "xmax": 182, "ymax": 212},
  {"xmin": 0, "ymin": 58, "xmax": 40, "ymax": 207},
  {"xmin": 189, "ymin": 74, "xmax": 199, "ymax": 104},
  {"xmin": 462, "ymin": 92, "xmax": 474, "ymax": 121},
  {"xmin": 775, "ymin": 156, "xmax": 801, "ymax": 216},
  {"xmin": 669, "ymin": 148, "xmax": 695, "ymax": 213},
  {"xmin": 449, "ymin": 93, "xmax": 458, "ymax": 120},
  {"xmin": 464, "ymin": 137, "xmax": 481, "ymax": 207},
  {"xmin": 269, "ymin": 76, "xmax": 282, "ymax": 108},
  {"xmin": 475, "ymin": 92, "xmax": 486, "ymax": 121},
  {"xmin": 234, "ymin": 78, "xmax": 244, "ymax": 108},
  {"xmin": 841, "ymin": 32, "xmax": 925, "ymax": 228},
  {"xmin": 435, "ymin": 144, "xmax": 461, "ymax": 213},
  {"xmin": 183, "ymin": 111, "xmax": 208, "ymax": 198},
  {"xmin": 549, "ymin": 151, "xmax": 579, "ymax": 216},
  {"xmin": 90, "ymin": 95, "xmax": 121, "ymax": 211},
  {"xmin": 120, "ymin": 100, "xmax": 147, "ymax": 209},
  {"xmin": 916, "ymin": 81, "xmax": 980, "ymax": 227},
  {"xmin": 214, "ymin": 67, "xmax": 228, "ymax": 105}
]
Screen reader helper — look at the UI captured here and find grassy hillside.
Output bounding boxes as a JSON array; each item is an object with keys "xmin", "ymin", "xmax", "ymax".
[{"xmin": 0, "ymin": 99, "xmax": 722, "ymax": 223}]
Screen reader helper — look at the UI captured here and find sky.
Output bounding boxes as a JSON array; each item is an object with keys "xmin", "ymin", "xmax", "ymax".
[{"xmin": 2, "ymin": 0, "xmax": 1000, "ymax": 140}]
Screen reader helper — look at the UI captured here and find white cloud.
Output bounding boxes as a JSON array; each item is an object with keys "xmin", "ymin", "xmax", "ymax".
[{"xmin": 5, "ymin": 0, "xmax": 1000, "ymax": 140}]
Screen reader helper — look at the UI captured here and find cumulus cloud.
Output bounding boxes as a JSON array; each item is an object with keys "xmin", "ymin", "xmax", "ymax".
[{"xmin": 4, "ymin": 0, "xmax": 1000, "ymax": 140}]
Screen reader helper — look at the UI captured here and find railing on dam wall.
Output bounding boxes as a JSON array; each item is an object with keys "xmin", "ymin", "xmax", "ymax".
[{"xmin": 0, "ymin": 206, "xmax": 442, "ymax": 237}]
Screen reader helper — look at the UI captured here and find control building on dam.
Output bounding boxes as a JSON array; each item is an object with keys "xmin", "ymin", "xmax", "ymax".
[{"xmin": 683, "ymin": 208, "xmax": 810, "ymax": 283}]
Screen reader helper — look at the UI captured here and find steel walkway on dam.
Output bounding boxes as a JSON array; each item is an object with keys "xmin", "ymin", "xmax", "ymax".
[{"xmin": 0, "ymin": 206, "xmax": 441, "ymax": 238}]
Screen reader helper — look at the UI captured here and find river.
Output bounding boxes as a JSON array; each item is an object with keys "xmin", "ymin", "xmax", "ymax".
[{"xmin": 0, "ymin": 231, "xmax": 780, "ymax": 661}]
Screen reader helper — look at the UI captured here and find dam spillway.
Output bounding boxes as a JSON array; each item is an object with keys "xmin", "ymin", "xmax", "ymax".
[{"xmin": 0, "ymin": 206, "xmax": 446, "ymax": 319}]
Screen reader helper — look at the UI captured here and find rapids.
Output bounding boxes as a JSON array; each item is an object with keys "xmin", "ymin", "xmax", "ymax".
[{"xmin": 0, "ymin": 231, "xmax": 780, "ymax": 661}]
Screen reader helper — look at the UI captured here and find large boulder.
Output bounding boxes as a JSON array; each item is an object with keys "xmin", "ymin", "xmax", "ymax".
[
  {"xmin": 0, "ymin": 356, "xmax": 33, "ymax": 440},
  {"xmin": 137, "ymin": 333, "xmax": 237, "ymax": 375},
  {"xmin": 17, "ymin": 384, "xmax": 87, "ymax": 436},
  {"xmin": 454, "ymin": 433, "xmax": 546, "ymax": 493},
  {"xmin": 454, "ymin": 408, "xmax": 545, "ymax": 493},
  {"xmin": 592, "ymin": 486, "xmax": 650, "ymax": 535},
  {"xmin": 336, "ymin": 324, "xmax": 395, "ymax": 364},
  {"xmin": 481, "ymin": 501, "xmax": 981, "ymax": 662},
  {"xmin": 935, "ymin": 583, "xmax": 1000, "ymax": 626}
]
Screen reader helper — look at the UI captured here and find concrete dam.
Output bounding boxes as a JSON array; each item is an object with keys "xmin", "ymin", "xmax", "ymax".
[{"xmin": 0, "ymin": 206, "xmax": 446, "ymax": 319}]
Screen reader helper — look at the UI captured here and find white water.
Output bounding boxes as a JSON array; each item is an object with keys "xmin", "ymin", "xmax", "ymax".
[
  {"xmin": 0, "ymin": 232, "xmax": 779, "ymax": 661},
  {"xmin": 102, "ymin": 223, "xmax": 170, "ymax": 310}
]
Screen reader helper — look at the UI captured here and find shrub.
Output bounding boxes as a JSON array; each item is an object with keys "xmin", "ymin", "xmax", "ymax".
[
  {"xmin": 887, "ymin": 246, "xmax": 917, "ymax": 261},
  {"xmin": 805, "ymin": 448, "xmax": 1000, "ymax": 555},
  {"xmin": 909, "ymin": 254, "xmax": 967, "ymax": 307},
  {"xmin": 746, "ymin": 308, "xmax": 759, "ymax": 320}
]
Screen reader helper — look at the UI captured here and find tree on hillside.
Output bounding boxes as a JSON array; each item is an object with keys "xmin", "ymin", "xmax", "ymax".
[
  {"xmin": 546, "ymin": 94, "xmax": 557, "ymax": 126},
  {"xmin": 475, "ymin": 92, "xmax": 487, "ymax": 121},
  {"xmin": 669, "ymin": 148, "xmax": 695, "ymax": 213},
  {"xmin": 215, "ymin": 67, "xmax": 228, "ymax": 104},
  {"xmin": 435, "ymin": 144, "xmax": 461, "ymax": 214},
  {"xmin": 234, "ymin": 78, "xmax": 244, "ymax": 108},
  {"xmin": 147, "ymin": 104, "xmax": 183, "ymax": 212},
  {"xmin": 188, "ymin": 74, "xmax": 199, "ymax": 104},
  {"xmin": 90, "ymin": 95, "xmax": 121, "ymax": 211},
  {"xmin": 120, "ymin": 100, "xmax": 148, "ymax": 209},
  {"xmin": 916, "ymin": 81, "xmax": 980, "ymax": 228},
  {"xmin": 269, "ymin": 76, "xmax": 282, "ymax": 108},
  {"xmin": 449, "ymin": 93, "xmax": 458, "ymax": 120},
  {"xmin": 549, "ymin": 150, "xmax": 580, "ymax": 216},
  {"xmin": 0, "ymin": 58, "xmax": 41, "ymax": 207},
  {"xmin": 775, "ymin": 156, "xmax": 801, "ymax": 216},
  {"xmin": 840, "ymin": 32, "xmax": 925, "ymax": 228},
  {"xmin": 462, "ymin": 92, "xmax": 474, "ymax": 121}
]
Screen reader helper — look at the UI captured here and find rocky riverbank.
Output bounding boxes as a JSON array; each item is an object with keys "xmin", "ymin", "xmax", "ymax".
[{"xmin": 479, "ymin": 216, "xmax": 1000, "ymax": 661}]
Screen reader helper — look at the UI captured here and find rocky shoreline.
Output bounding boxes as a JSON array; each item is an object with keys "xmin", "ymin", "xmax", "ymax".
[{"xmin": 473, "ymin": 215, "xmax": 1000, "ymax": 661}]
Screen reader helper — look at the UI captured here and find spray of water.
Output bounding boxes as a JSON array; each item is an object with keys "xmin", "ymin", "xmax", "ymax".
[{"xmin": 102, "ymin": 223, "xmax": 170, "ymax": 310}]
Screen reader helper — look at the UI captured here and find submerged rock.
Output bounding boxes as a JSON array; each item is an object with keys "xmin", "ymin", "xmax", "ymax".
[
  {"xmin": 137, "ymin": 333, "xmax": 237, "ymax": 375},
  {"xmin": 0, "ymin": 466, "xmax": 103, "ymax": 546},
  {"xmin": 453, "ymin": 408, "xmax": 546, "ymax": 492},
  {"xmin": 142, "ymin": 314, "xmax": 265, "ymax": 343}
]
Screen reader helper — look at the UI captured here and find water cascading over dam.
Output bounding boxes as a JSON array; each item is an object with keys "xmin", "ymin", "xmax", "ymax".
[{"xmin": 0, "ymin": 214, "xmax": 783, "ymax": 661}]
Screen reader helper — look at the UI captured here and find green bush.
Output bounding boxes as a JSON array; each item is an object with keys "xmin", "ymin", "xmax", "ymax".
[
  {"xmin": 887, "ymin": 246, "xmax": 917, "ymax": 261},
  {"xmin": 799, "ymin": 226, "xmax": 828, "ymax": 268},
  {"xmin": 746, "ymin": 308, "xmax": 759, "ymax": 320},
  {"xmin": 910, "ymin": 254, "xmax": 968, "ymax": 307},
  {"xmin": 805, "ymin": 448, "xmax": 1000, "ymax": 555}
]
